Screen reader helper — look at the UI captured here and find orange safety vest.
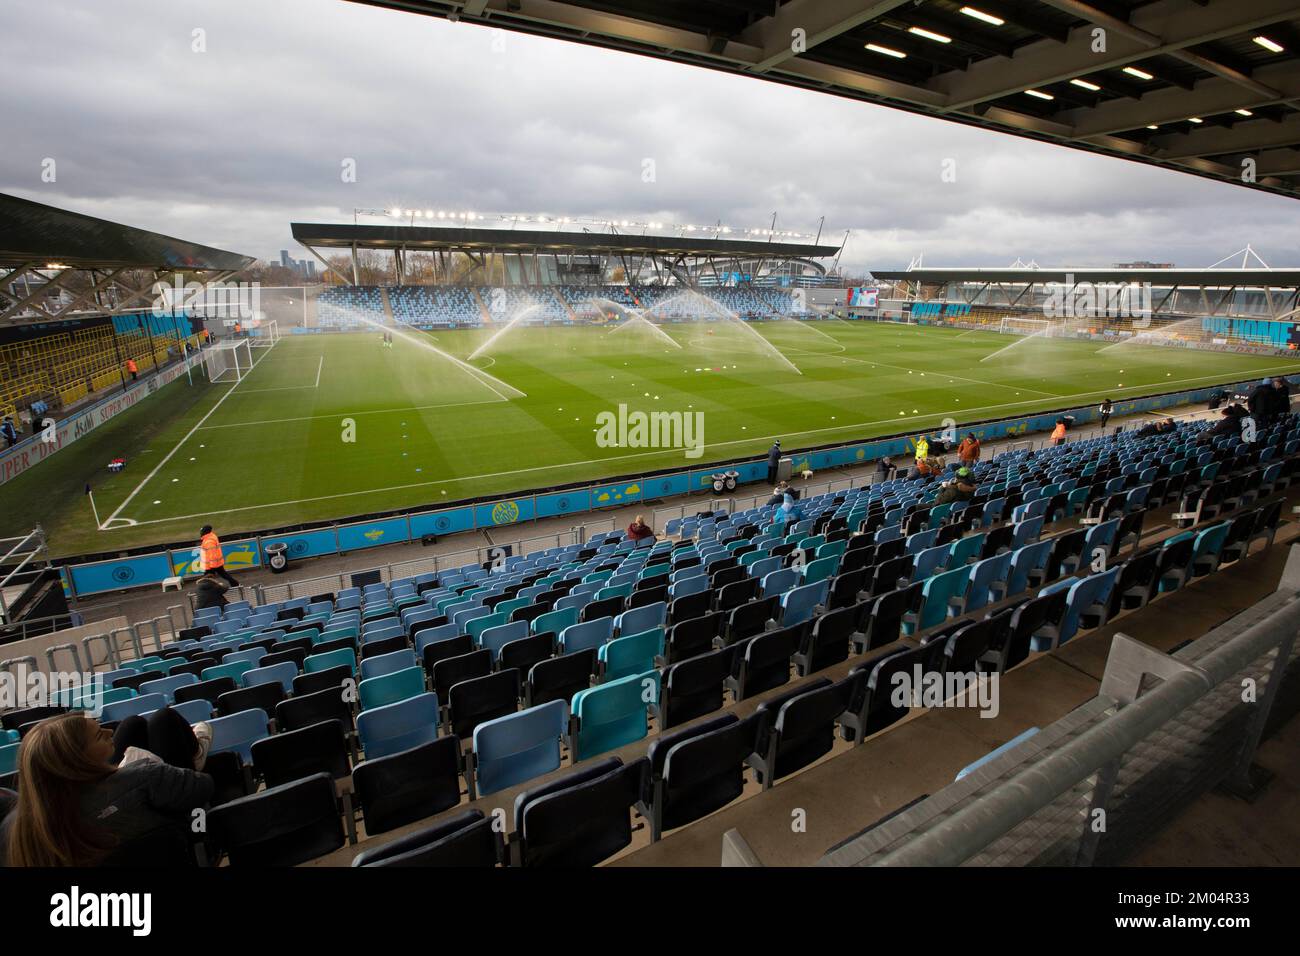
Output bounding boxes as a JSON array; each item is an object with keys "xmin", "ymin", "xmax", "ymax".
[
  {"xmin": 126, "ymin": 359, "xmax": 138, "ymax": 373},
  {"xmin": 1052, "ymin": 423, "xmax": 1067, "ymax": 441},
  {"xmin": 200, "ymin": 532, "xmax": 225, "ymax": 569}
]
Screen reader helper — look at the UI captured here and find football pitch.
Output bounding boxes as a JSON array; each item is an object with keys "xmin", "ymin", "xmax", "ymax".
[{"xmin": 7, "ymin": 319, "xmax": 1300, "ymax": 558}]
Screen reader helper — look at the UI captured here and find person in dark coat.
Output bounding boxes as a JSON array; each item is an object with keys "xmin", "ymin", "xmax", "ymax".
[
  {"xmin": 1271, "ymin": 378, "xmax": 1292, "ymax": 418},
  {"xmin": 1207, "ymin": 405, "xmax": 1246, "ymax": 438},
  {"xmin": 766, "ymin": 440, "xmax": 782, "ymax": 484},
  {"xmin": 1247, "ymin": 379, "xmax": 1273, "ymax": 421},
  {"xmin": 193, "ymin": 573, "xmax": 229, "ymax": 611}
]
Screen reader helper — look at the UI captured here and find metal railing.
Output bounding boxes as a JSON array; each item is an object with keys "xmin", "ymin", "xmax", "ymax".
[
  {"xmin": 0, "ymin": 527, "xmax": 51, "ymax": 624},
  {"xmin": 815, "ymin": 547, "xmax": 1300, "ymax": 867},
  {"xmin": 248, "ymin": 527, "xmax": 585, "ymax": 606}
]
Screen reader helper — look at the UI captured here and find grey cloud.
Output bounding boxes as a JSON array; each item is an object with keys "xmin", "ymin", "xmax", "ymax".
[{"xmin": 1, "ymin": 0, "xmax": 1295, "ymax": 273}]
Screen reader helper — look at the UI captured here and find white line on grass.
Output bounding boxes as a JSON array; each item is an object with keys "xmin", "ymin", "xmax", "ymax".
[
  {"xmin": 777, "ymin": 341, "xmax": 1063, "ymax": 399},
  {"xmin": 315, "ymin": 354, "xmax": 323, "ymax": 387},
  {"xmin": 195, "ymin": 397, "xmax": 506, "ymax": 430},
  {"xmin": 101, "ymin": 343, "xmax": 277, "ymax": 529}
]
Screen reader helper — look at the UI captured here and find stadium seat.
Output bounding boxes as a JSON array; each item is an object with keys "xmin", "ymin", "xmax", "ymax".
[
  {"xmin": 359, "ymin": 667, "xmax": 426, "ymax": 711},
  {"xmin": 207, "ymin": 707, "xmax": 271, "ymax": 763},
  {"xmin": 512, "ymin": 756, "xmax": 647, "ymax": 867},
  {"xmin": 352, "ymin": 735, "xmax": 462, "ymax": 835},
  {"xmin": 470, "ymin": 699, "xmax": 568, "ymax": 797},
  {"xmin": 209, "ymin": 773, "xmax": 345, "ymax": 867},
  {"xmin": 356, "ymin": 692, "xmax": 440, "ymax": 760},
  {"xmin": 638, "ymin": 713, "xmax": 754, "ymax": 841},
  {"xmin": 570, "ymin": 670, "xmax": 659, "ymax": 761},
  {"xmin": 352, "ymin": 809, "xmax": 502, "ymax": 867}
]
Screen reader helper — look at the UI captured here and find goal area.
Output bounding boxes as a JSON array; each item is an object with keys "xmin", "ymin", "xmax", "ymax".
[
  {"xmin": 999, "ymin": 316, "xmax": 1050, "ymax": 336},
  {"xmin": 249, "ymin": 319, "xmax": 279, "ymax": 348},
  {"xmin": 204, "ymin": 339, "xmax": 253, "ymax": 383}
]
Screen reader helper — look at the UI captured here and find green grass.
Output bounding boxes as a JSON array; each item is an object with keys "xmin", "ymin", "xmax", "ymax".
[{"xmin": 5, "ymin": 319, "xmax": 1299, "ymax": 558}]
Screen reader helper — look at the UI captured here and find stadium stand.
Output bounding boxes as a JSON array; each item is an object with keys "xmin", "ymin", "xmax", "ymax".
[
  {"xmin": 317, "ymin": 286, "xmax": 385, "ymax": 328},
  {"xmin": 0, "ymin": 310, "xmax": 194, "ymax": 422},
  {"xmin": 387, "ymin": 286, "xmax": 483, "ymax": 328},
  {"xmin": 4, "ymin": 407, "xmax": 1298, "ymax": 867}
]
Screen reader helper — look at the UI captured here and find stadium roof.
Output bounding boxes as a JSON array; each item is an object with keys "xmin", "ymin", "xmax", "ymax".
[
  {"xmin": 0, "ymin": 193, "xmax": 254, "ymax": 324},
  {"xmin": 349, "ymin": 0, "xmax": 1300, "ymax": 200},
  {"xmin": 290, "ymin": 222, "xmax": 840, "ymax": 258},
  {"xmin": 0, "ymin": 193, "xmax": 253, "ymax": 272},
  {"xmin": 873, "ymin": 266, "xmax": 1300, "ymax": 286}
]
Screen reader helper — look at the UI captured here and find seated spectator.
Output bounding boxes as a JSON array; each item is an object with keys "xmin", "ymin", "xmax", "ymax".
[
  {"xmin": 111, "ymin": 708, "xmax": 213, "ymax": 772},
  {"xmin": 932, "ymin": 467, "xmax": 977, "ymax": 505},
  {"xmin": 910, "ymin": 456, "xmax": 944, "ymax": 480},
  {"xmin": 771, "ymin": 493, "xmax": 801, "ymax": 533},
  {"xmin": 626, "ymin": 514, "xmax": 655, "ymax": 541},
  {"xmin": 194, "ymin": 573, "xmax": 230, "ymax": 611},
  {"xmin": 4, "ymin": 713, "xmax": 213, "ymax": 867},
  {"xmin": 766, "ymin": 481, "xmax": 791, "ymax": 507},
  {"xmin": 1207, "ymin": 405, "xmax": 1246, "ymax": 438}
]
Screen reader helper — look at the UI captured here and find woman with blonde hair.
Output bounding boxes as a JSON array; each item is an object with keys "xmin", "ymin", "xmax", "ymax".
[{"xmin": 4, "ymin": 712, "xmax": 212, "ymax": 867}]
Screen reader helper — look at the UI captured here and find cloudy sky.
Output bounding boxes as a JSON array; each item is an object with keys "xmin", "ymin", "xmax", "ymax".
[{"xmin": 3, "ymin": 0, "xmax": 1297, "ymax": 273}]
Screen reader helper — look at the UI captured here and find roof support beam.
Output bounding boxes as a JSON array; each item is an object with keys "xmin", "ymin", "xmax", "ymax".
[
  {"xmin": 931, "ymin": 0, "xmax": 1297, "ymax": 110},
  {"xmin": 1155, "ymin": 111, "xmax": 1300, "ymax": 159},
  {"xmin": 1068, "ymin": 61, "xmax": 1300, "ymax": 137},
  {"xmin": 738, "ymin": 0, "xmax": 913, "ymax": 74},
  {"xmin": 1035, "ymin": 0, "xmax": 1288, "ymax": 100}
]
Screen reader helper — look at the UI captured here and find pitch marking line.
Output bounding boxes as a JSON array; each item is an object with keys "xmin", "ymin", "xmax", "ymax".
[
  {"xmin": 100, "ymin": 344, "xmax": 277, "ymax": 529},
  {"xmin": 776, "ymin": 340, "xmax": 1063, "ymax": 399},
  {"xmin": 106, "ymin": 362, "xmax": 1300, "ymax": 529},
  {"xmin": 195, "ymin": 397, "xmax": 506, "ymax": 430}
]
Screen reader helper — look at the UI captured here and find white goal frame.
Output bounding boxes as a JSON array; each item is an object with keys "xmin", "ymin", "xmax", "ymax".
[
  {"xmin": 249, "ymin": 319, "xmax": 279, "ymax": 348},
  {"xmin": 999, "ymin": 316, "xmax": 1050, "ymax": 336},
  {"xmin": 205, "ymin": 339, "xmax": 253, "ymax": 383}
]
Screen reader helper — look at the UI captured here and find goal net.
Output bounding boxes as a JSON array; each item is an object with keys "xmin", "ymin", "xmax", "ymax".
[
  {"xmin": 205, "ymin": 339, "xmax": 253, "ymax": 383},
  {"xmin": 249, "ymin": 319, "xmax": 279, "ymax": 348},
  {"xmin": 999, "ymin": 316, "xmax": 1050, "ymax": 337}
]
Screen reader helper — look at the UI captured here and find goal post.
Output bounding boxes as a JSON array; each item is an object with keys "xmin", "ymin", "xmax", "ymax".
[
  {"xmin": 205, "ymin": 339, "xmax": 253, "ymax": 383},
  {"xmin": 249, "ymin": 319, "xmax": 278, "ymax": 348},
  {"xmin": 999, "ymin": 316, "xmax": 1050, "ymax": 337}
]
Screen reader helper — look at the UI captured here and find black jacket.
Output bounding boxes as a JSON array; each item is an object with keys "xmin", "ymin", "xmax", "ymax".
[
  {"xmin": 767, "ymin": 444, "xmax": 781, "ymax": 466},
  {"xmin": 194, "ymin": 576, "xmax": 229, "ymax": 610},
  {"xmin": 1248, "ymin": 384, "xmax": 1273, "ymax": 417}
]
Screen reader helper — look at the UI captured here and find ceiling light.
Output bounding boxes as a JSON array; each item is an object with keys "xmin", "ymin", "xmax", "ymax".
[
  {"xmin": 960, "ymin": 6, "xmax": 1004, "ymax": 27},
  {"xmin": 1188, "ymin": 116, "xmax": 1203, "ymax": 124},
  {"xmin": 1146, "ymin": 125, "xmax": 1159, "ymax": 130},
  {"xmin": 865, "ymin": 43, "xmax": 907, "ymax": 59},
  {"xmin": 1025, "ymin": 89, "xmax": 1054, "ymax": 101},
  {"xmin": 1070, "ymin": 78, "xmax": 1101, "ymax": 91},
  {"xmin": 1253, "ymin": 36, "xmax": 1284, "ymax": 54},
  {"xmin": 1122, "ymin": 66, "xmax": 1153, "ymax": 80},
  {"xmin": 1235, "ymin": 108, "xmax": 1254, "ymax": 117},
  {"xmin": 908, "ymin": 27, "xmax": 951, "ymax": 44}
]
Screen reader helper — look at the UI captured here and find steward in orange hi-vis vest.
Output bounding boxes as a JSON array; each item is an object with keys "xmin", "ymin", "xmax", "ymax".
[
  {"xmin": 1051, "ymin": 421, "xmax": 1067, "ymax": 444},
  {"xmin": 200, "ymin": 530, "xmax": 224, "ymax": 569},
  {"xmin": 199, "ymin": 524, "xmax": 238, "ymax": 586}
]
